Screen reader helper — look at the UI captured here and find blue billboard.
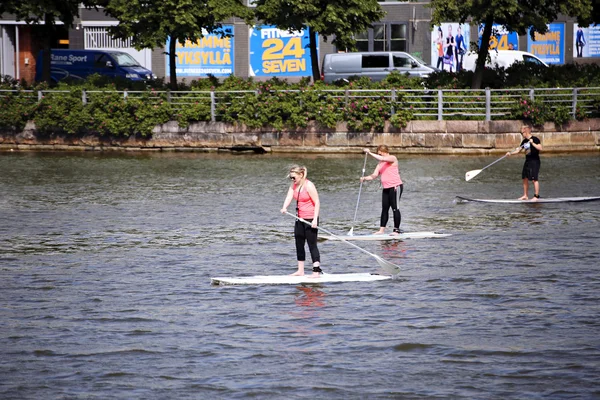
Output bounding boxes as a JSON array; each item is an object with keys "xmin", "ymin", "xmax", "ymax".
[
  {"xmin": 249, "ymin": 25, "xmax": 316, "ymax": 77},
  {"xmin": 528, "ymin": 23, "xmax": 565, "ymax": 64},
  {"xmin": 166, "ymin": 26, "xmax": 234, "ymax": 77}
]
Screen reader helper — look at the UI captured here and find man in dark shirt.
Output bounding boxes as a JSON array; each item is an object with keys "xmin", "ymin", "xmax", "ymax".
[{"xmin": 506, "ymin": 125, "xmax": 543, "ymax": 201}]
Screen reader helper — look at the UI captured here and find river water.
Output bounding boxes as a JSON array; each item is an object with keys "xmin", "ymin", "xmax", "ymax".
[{"xmin": 1, "ymin": 151, "xmax": 599, "ymax": 399}]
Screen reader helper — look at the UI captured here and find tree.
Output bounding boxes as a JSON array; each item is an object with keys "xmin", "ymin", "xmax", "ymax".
[
  {"xmin": 0, "ymin": 0, "xmax": 98, "ymax": 84},
  {"xmin": 429, "ymin": 0, "xmax": 593, "ymax": 89},
  {"xmin": 254, "ymin": 0, "xmax": 386, "ymax": 82},
  {"xmin": 105, "ymin": 0, "xmax": 253, "ymax": 89}
]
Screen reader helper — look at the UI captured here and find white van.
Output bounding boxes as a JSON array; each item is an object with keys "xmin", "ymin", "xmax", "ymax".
[
  {"xmin": 321, "ymin": 51, "xmax": 437, "ymax": 83},
  {"xmin": 461, "ymin": 50, "xmax": 548, "ymax": 71}
]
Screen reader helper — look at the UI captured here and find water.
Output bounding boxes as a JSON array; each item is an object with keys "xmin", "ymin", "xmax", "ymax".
[{"xmin": 1, "ymin": 151, "xmax": 599, "ymax": 399}]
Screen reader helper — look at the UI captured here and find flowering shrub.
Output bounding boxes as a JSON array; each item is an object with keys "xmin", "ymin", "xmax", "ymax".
[{"xmin": 509, "ymin": 98, "xmax": 550, "ymax": 126}]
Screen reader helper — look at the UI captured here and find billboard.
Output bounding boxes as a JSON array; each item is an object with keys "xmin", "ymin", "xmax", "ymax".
[
  {"xmin": 249, "ymin": 25, "xmax": 316, "ymax": 77},
  {"xmin": 528, "ymin": 23, "xmax": 565, "ymax": 64},
  {"xmin": 431, "ymin": 23, "xmax": 471, "ymax": 72},
  {"xmin": 478, "ymin": 24, "xmax": 519, "ymax": 51},
  {"xmin": 573, "ymin": 23, "xmax": 600, "ymax": 58},
  {"xmin": 166, "ymin": 26, "xmax": 234, "ymax": 77}
]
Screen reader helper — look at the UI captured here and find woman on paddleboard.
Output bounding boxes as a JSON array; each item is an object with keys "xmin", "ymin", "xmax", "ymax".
[
  {"xmin": 506, "ymin": 125, "xmax": 542, "ymax": 201},
  {"xmin": 280, "ymin": 165, "xmax": 322, "ymax": 277},
  {"xmin": 360, "ymin": 145, "xmax": 403, "ymax": 235}
]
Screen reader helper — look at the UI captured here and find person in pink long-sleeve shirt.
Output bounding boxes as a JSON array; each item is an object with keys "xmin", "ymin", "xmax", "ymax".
[{"xmin": 360, "ymin": 145, "xmax": 404, "ymax": 235}]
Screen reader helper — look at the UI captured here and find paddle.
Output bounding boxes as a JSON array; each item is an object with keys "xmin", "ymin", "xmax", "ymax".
[
  {"xmin": 465, "ymin": 145, "xmax": 523, "ymax": 181},
  {"xmin": 348, "ymin": 152, "xmax": 369, "ymax": 236},
  {"xmin": 284, "ymin": 211, "xmax": 401, "ymax": 275}
]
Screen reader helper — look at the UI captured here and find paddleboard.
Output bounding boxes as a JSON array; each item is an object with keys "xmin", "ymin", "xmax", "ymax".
[
  {"xmin": 456, "ymin": 195, "xmax": 600, "ymax": 204},
  {"xmin": 320, "ymin": 232, "xmax": 451, "ymax": 241},
  {"xmin": 211, "ymin": 272, "xmax": 392, "ymax": 286}
]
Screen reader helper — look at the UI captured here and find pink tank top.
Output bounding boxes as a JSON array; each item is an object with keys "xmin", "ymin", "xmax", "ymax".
[
  {"xmin": 378, "ymin": 161, "xmax": 403, "ymax": 189},
  {"xmin": 293, "ymin": 180, "xmax": 316, "ymax": 219}
]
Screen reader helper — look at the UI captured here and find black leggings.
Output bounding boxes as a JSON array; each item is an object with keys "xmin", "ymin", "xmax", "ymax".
[
  {"xmin": 381, "ymin": 185, "xmax": 403, "ymax": 232},
  {"xmin": 294, "ymin": 219, "xmax": 320, "ymax": 264}
]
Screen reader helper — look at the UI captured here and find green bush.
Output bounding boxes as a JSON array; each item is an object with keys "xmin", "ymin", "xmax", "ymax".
[
  {"xmin": 3, "ymin": 64, "xmax": 600, "ymax": 136},
  {"xmin": 0, "ymin": 90, "xmax": 37, "ymax": 131},
  {"xmin": 34, "ymin": 89, "xmax": 92, "ymax": 134}
]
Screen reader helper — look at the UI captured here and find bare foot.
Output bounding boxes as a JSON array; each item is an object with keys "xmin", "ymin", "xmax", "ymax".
[
  {"xmin": 290, "ymin": 270, "xmax": 304, "ymax": 276},
  {"xmin": 518, "ymin": 195, "xmax": 528, "ymax": 201},
  {"xmin": 374, "ymin": 229, "xmax": 385, "ymax": 235},
  {"xmin": 530, "ymin": 197, "xmax": 538, "ymax": 202},
  {"xmin": 390, "ymin": 231, "xmax": 399, "ymax": 236},
  {"xmin": 308, "ymin": 272, "xmax": 322, "ymax": 279}
]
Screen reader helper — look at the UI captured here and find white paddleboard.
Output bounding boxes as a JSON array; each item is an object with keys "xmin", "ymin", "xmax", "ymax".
[
  {"xmin": 320, "ymin": 232, "xmax": 451, "ymax": 241},
  {"xmin": 211, "ymin": 272, "xmax": 392, "ymax": 286},
  {"xmin": 456, "ymin": 195, "xmax": 600, "ymax": 204}
]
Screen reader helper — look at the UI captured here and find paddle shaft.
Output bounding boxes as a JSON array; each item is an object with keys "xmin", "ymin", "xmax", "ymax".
[
  {"xmin": 284, "ymin": 211, "xmax": 400, "ymax": 274},
  {"xmin": 350, "ymin": 153, "xmax": 369, "ymax": 227},
  {"xmin": 482, "ymin": 144, "xmax": 524, "ymax": 171},
  {"xmin": 466, "ymin": 145, "xmax": 523, "ymax": 181}
]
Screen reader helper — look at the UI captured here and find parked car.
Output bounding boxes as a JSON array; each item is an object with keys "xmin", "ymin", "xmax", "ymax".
[
  {"xmin": 35, "ymin": 49, "xmax": 155, "ymax": 83},
  {"xmin": 321, "ymin": 51, "xmax": 437, "ymax": 83},
  {"xmin": 461, "ymin": 50, "xmax": 548, "ymax": 71}
]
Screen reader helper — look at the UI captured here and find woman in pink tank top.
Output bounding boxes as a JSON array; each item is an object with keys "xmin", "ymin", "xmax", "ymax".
[
  {"xmin": 280, "ymin": 165, "xmax": 322, "ymax": 277},
  {"xmin": 360, "ymin": 145, "xmax": 404, "ymax": 235}
]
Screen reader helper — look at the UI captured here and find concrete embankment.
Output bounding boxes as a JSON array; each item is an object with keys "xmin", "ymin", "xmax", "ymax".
[{"xmin": 1, "ymin": 119, "xmax": 599, "ymax": 153}]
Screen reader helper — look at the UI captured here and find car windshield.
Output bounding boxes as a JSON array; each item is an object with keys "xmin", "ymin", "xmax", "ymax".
[
  {"xmin": 409, "ymin": 54, "xmax": 426, "ymax": 65},
  {"xmin": 109, "ymin": 52, "xmax": 141, "ymax": 67}
]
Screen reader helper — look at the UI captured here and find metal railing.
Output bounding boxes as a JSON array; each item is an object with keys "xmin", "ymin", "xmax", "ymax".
[{"xmin": 2, "ymin": 87, "xmax": 599, "ymax": 122}]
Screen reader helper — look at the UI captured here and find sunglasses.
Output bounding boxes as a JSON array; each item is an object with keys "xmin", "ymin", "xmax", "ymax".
[{"xmin": 289, "ymin": 175, "xmax": 296, "ymax": 180}]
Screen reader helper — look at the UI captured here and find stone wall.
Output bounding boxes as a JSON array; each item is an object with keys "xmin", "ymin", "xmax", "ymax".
[{"xmin": 1, "ymin": 119, "xmax": 599, "ymax": 154}]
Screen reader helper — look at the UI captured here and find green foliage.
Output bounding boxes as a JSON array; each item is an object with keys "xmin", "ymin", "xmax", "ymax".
[
  {"xmin": 0, "ymin": 90, "xmax": 37, "ymax": 131},
  {"xmin": 88, "ymin": 91, "xmax": 172, "ymax": 136},
  {"xmin": 509, "ymin": 97, "xmax": 550, "ymax": 127},
  {"xmin": 551, "ymin": 105, "xmax": 572, "ymax": 126},
  {"xmin": 176, "ymin": 100, "xmax": 211, "ymax": 128},
  {"xmin": 390, "ymin": 108, "xmax": 414, "ymax": 128},
  {"xmin": 344, "ymin": 96, "xmax": 392, "ymax": 132},
  {"xmin": 3, "ymin": 66, "xmax": 600, "ymax": 136},
  {"xmin": 34, "ymin": 90, "xmax": 92, "ymax": 134}
]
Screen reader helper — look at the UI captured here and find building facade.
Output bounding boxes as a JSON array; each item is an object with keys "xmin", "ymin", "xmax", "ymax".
[{"xmin": 0, "ymin": 1, "xmax": 595, "ymax": 85}]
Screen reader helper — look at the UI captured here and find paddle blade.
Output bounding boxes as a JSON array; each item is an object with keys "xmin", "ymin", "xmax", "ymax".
[
  {"xmin": 375, "ymin": 256, "xmax": 401, "ymax": 275},
  {"xmin": 465, "ymin": 169, "xmax": 482, "ymax": 182}
]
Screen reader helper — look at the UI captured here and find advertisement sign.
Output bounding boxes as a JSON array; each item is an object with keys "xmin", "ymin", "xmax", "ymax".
[
  {"xmin": 431, "ymin": 23, "xmax": 471, "ymax": 72},
  {"xmin": 573, "ymin": 23, "xmax": 600, "ymax": 58},
  {"xmin": 527, "ymin": 23, "xmax": 565, "ymax": 64},
  {"xmin": 249, "ymin": 25, "xmax": 316, "ymax": 77},
  {"xmin": 166, "ymin": 26, "xmax": 234, "ymax": 77},
  {"xmin": 478, "ymin": 24, "xmax": 519, "ymax": 51}
]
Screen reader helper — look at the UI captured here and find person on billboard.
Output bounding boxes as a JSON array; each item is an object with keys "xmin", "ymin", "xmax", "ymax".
[
  {"xmin": 576, "ymin": 27, "xmax": 586, "ymax": 58},
  {"xmin": 435, "ymin": 27, "xmax": 445, "ymax": 69},
  {"xmin": 444, "ymin": 25, "xmax": 456, "ymax": 72},
  {"xmin": 455, "ymin": 25, "xmax": 467, "ymax": 71}
]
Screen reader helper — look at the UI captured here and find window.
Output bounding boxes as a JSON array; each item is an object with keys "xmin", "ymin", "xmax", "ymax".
[
  {"xmin": 393, "ymin": 55, "xmax": 411, "ymax": 68},
  {"xmin": 94, "ymin": 54, "xmax": 111, "ymax": 68},
  {"xmin": 390, "ymin": 24, "xmax": 407, "ymax": 51},
  {"xmin": 355, "ymin": 31, "xmax": 369, "ymax": 52},
  {"xmin": 362, "ymin": 55, "xmax": 389, "ymax": 68},
  {"xmin": 523, "ymin": 55, "xmax": 544, "ymax": 66},
  {"xmin": 351, "ymin": 23, "xmax": 407, "ymax": 52}
]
